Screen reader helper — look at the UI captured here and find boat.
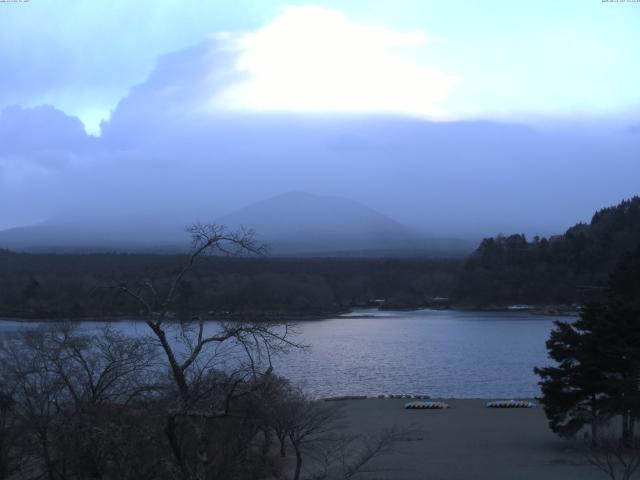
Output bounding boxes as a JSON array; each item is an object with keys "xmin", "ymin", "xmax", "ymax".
[
  {"xmin": 507, "ymin": 304, "xmax": 533, "ymax": 311},
  {"xmin": 486, "ymin": 400, "xmax": 534, "ymax": 408},
  {"xmin": 405, "ymin": 401, "xmax": 449, "ymax": 409}
]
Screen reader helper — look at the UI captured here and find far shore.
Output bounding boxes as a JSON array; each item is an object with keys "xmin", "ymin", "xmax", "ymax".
[
  {"xmin": 379, "ymin": 304, "xmax": 581, "ymax": 315},
  {"xmin": 0, "ymin": 304, "xmax": 580, "ymax": 323},
  {"xmin": 314, "ymin": 398, "xmax": 602, "ymax": 480},
  {"xmin": 0, "ymin": 309, "xmax": 349, "ymax": 323}
]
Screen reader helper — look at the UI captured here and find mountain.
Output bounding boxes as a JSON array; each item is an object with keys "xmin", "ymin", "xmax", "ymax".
[
  {"xmin": 216, "ymin": 191, "xmax": 419, "ymax": 255},
  {"xmin": 219, "ymin": 191, "xmax": 474, "ymax": 255},
  {"xmin": 0, "ymin": 191, "xmax": 474, "ymax": 256}
]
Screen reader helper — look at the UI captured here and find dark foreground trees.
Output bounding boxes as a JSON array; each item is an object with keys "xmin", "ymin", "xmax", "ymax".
[
  {"xmin": 0, "ymin": 323, "xmax": 294, "ymax": 479},
  {"xmin": 0, "ymin": 224, "xmax": 406, "ymax": 480},
  {"xmin": 0, "ymin": 325, "xmax": 405, "ymax": 480},
  {"xmin": 535, "ymin": 246, "xmax": 640, "ymax": 447},
  {"xmin": 534, "ymin": 303, "xmax": 614, "ymax": 444},
  {"xmin": 0, "ymin": 324, "xmax": 165, "ymax": 479}
]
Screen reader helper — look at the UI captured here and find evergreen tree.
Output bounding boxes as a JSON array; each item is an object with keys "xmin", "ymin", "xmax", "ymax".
[
  {"xmin": 598, "ymin": 301, "xmax": 640, "ymax": 444},
  {"xmin": 535, "ymin": 246, "xmax": 640, "ymax": 445},
  {"xmin": 603, "ymin": 246, "xmax": 640, "ymax": 442},
  {"xmin": 534, "ymin": 303, "xmax": 610, "ymax": 444}
]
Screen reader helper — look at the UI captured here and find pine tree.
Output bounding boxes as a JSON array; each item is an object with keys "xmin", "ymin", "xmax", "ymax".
[
  {"xmin": 534, "ymin": 303, "xmax": 610, "ymax": 445},
  {"xmin": 535, "ymin": 246, "xmax": 640, "ymax": 445},
  {"xmin": 597, "ymin": 302, "xmax": 640, "ymax": 444}
]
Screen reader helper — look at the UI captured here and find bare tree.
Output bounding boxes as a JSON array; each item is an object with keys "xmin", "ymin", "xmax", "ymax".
[
  {"xmin": 585, "ymin": 433, "xmax": 640, "ymax": 480},
  {"xmin": 113, "ymin": 224, "xmax": 297, "ymax": 402},
  {"xmin": 286, "ymin": 395, "xmax": 343, "ymax": 480},
  {"xmin": 113, "ymin": 223, "xmax": 302, "ymax": 479},
  {"xmin": 305, "ymin": 426, "xmax": 418, "ymax": 480},
  {"xmin": 0, "ymin": 329, "xmax": 68, "ymax": 480},
  {"xmin": 0, "ymin": 325, "xmax": 164, "ymax": 480},
  {"xmin": 37, "ymin": 324, "xmax": 160, "ymax": 408},
  {"xmin": 0, "ymin": 390, "xmax": 21, "ymax": 480},
  {"xmin": 259, "ymin": 375, "xmax": 299, "ymax": 458},
  {"xmin": 340, "ymin": 426, "xmax": 413, "ymax": 479},
  {"xmin": 258, "ymin": 377, "xmax": 416, "ymax": 480}
]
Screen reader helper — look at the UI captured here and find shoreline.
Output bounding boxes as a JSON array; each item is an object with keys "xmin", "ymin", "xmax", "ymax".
[
  {"xmin": 0, "ymin": 309, "xmax": 350, "ymax": 323},
  {"xmin": 321, "ymin": 395, "xmax": 540, "ymax": 402},
  {"xmin": 0, "ymin": 304, "xmax": 580, "ymax": 323},
  {"xmin": 380, "ymin": 304, "xmax": 581, "ymax": 315}
]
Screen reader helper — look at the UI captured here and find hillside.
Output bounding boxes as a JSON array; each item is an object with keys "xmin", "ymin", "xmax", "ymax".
[
  {"xmin": 0, "ymin": 191, "xmax": 474, "ymax": 256},
  {"xmin": 217, "ymin": 191, "xmax": 425, "ymax": 255},
  {"xmin": 454, "ymin": 196, "xmax": 640, "ymax": 306},
  {"xmin": 0, "ymin": 214, "xmax": 190, "ymax": 252}
]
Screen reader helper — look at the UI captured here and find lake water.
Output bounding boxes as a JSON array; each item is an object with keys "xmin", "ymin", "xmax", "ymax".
[{"xmin": 0, "ymin": 308, "xmax": 568, "ymax": 398}]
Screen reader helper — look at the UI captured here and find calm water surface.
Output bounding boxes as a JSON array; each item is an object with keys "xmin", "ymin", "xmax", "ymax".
[{"xmin": 0, "ymin": 308, "xmax": 567, "ymax": 398}]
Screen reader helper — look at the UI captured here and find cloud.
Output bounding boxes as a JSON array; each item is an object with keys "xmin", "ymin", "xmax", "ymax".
[
  {"xmin": 0, "ymin": 105, "xmax": 93, "ymax": 156},
  {"xmin": 0, "ymin": 16, "xmax": 638, "ymax": 238},
  {"xmin": 101, "ymin": 39, "xmax": 245, "ymax": 147},
  {"xmin": 0, "ymin": 105, "xmax": 96, "ymax": 184},
  {"xmin": 216, "ymin": 6, "xmax": 457, "ymax": 119},
  {"xmin": 0, "ymin": 105, "xmax": 100, "ymax": 229},
  {"xmin": 102, "ymin": 5, "xmax": 458, "ymax": 137}
]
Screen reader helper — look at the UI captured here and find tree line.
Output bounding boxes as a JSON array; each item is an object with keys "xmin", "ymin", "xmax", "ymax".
[
  {"xmin": 0, "ymin": 196, "xmax": 638, "ymax": 319},
  {"xmin": 456, "ymin": 196, "xmax": 640, "ymax": 306},
  {"xmin": 0, "ymin": 250, "xmax": 460, "ymax": 320}
]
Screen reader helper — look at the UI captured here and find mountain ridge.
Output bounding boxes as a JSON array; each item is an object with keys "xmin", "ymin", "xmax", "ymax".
[{"xmin": 0, "ymin": 191, "xmax": 475, "ymax": 256}]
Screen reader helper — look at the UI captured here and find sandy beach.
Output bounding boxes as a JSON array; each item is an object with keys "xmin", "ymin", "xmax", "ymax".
[{"xmin": 329, "ymin": 398, "xmax": 604, "ymax": 480}]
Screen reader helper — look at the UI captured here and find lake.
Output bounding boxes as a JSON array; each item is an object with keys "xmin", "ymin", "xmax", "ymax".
[{"xmin": 0, "ymin": 308, "xmax": 568, "ymax": 398}]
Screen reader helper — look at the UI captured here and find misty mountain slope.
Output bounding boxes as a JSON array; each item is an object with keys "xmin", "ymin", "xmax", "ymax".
[
  {"xmin": 0, "ymin": 214, "xmax": 191, "ymax": 252},
  {"xmin": 215, "ymin": 191, "xmax": 422, "ymax": 254},
  {"xmin": 0, "ymin": 191, "xmax": 475, "ymax": 255}
]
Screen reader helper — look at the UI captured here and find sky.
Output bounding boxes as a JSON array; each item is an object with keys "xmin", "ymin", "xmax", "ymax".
[
  {"xmin": 0, "ymin": 1, "xmax": 639, "ymax": 241},
  {"xmin": 2, "ymin": 0, "xmax": 639, "ymax": 132}
]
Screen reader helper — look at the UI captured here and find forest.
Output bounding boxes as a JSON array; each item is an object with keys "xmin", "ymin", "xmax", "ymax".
[
  {"xmin": 455, "ymin": 196, "xmax": 640, "ymax": 306},
  {"xmin": 0, "ymin": 196, "xmax": 639, "ymax": 319},
  {"xmin": 0, "ymin": 250, "xmax": 461, "ymax": 319}
]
